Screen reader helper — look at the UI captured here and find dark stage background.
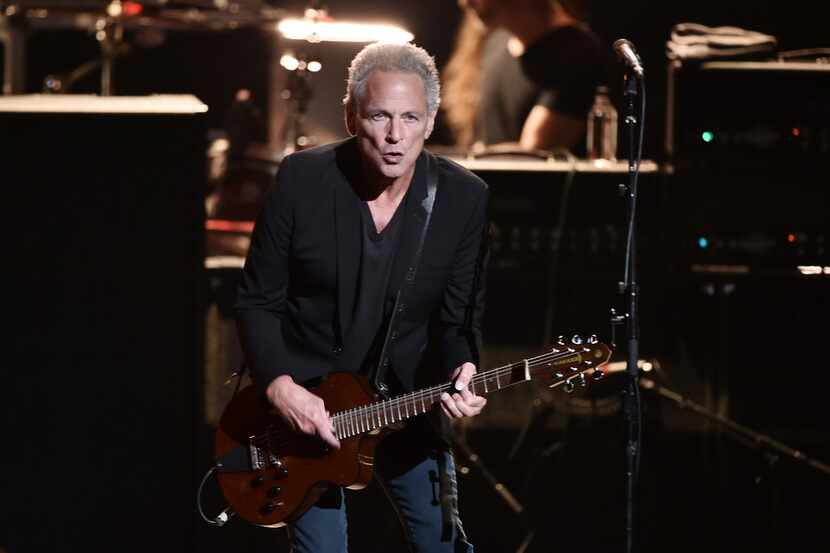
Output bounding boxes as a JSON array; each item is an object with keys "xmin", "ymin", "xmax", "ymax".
[{"xmin": 2, "ymin": 1, "xmax": 829, "ymax": 552}]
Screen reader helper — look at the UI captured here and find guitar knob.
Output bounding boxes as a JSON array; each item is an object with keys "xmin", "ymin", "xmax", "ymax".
[
  {"xmin": 261, "ymin": 502, "xmax": 276, "ymax": 514},
  {"xmin": 273, "ymin": 459, "xmax": 289, "ymax": 478},
  {"xmin": 592, "ymin": 369, "xmax": 605, "ymax": 381},
  {"xmin": 564, "ymin": 379, "xmax": 575, "ymax": 393},
  {"xmin": 587, "ymin": 335, "xmax": 598, "ymax": 344},
  {"xmin": 250, "ymin": 475, "xmax": 265, "ymax": 487},
  {"xmin": 578, "ymin": 373, "xmax": 587, "ymax": 387},
  {"xmin": 267, "ymin": 486, "xmax": 282, "ymax": 498},
  {"xmin": 571, "ymin": 334, "xmax": 583, "ymax": 345},
  {"xmin": 556, "ymin": 335, "xmax": 565, "ymax": 345}
]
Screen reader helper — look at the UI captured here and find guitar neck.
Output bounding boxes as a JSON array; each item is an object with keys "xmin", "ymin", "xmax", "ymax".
[{"xmin": 331, "ymin": 347, "xmax": 592, "ymax": 440}]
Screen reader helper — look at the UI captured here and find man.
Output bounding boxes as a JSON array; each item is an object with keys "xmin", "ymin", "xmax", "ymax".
[
  {"xmin": 443, "ymin": 0, "xmax": 609, "ymax": 152},
  {"xmin": 235, "ymin": 42, "xmax": 489, "ymax": 552}
]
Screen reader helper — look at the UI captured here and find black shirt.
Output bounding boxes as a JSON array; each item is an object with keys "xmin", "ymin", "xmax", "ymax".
[
  {"xmin": 347, "ymin": 190, "xmax": 408, "ymax": 376},
  {"xmin": 476, "ymin": 25, "xmax": 609, "ymax": 148}
]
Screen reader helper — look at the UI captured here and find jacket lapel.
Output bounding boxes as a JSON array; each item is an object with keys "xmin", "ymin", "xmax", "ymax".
[{"xmin": 333, "ymin": 143, "xmax": 362, "ymax": 344}]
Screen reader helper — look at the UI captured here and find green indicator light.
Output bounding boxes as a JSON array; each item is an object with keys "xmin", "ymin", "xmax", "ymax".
[{"xmin": 701, "ymin": 131, "xmax": 714, "ymax": 143}]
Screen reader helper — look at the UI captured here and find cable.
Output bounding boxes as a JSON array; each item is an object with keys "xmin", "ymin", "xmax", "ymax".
[
  {"xmin": 625, "ymin": 74, "xmax": 646, "ymax": 493},
  {"xmin": 541, "ymin": 147, "xmax": 578, "ymax": 347},
  {"xmin": 622, "ymin": 76, "xmax": 646, "ymax": 290},
  {"xmin": 196, "ymin": 466, "xmax": 232, "ymax": 527}
]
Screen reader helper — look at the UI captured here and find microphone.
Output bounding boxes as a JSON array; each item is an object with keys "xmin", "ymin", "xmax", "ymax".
[{"xmin": 613, "ymin": 39, "xmax": 644, "ymax": 77}]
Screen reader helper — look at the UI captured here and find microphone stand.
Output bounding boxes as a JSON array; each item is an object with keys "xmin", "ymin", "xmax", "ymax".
[{"xmin": 611, "ymin": 66, "xmax": 645, "ymax": 553}]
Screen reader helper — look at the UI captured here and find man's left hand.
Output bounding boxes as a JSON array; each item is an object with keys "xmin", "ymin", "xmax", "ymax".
[{"xmin": 440, "ymin": 362, "xmax": 487, "ymax": 418}]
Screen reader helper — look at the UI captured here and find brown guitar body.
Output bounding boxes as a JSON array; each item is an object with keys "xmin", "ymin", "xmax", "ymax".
[{"xmin": 214, "ymin": 372, "xmax": 386, "ymax": 527}]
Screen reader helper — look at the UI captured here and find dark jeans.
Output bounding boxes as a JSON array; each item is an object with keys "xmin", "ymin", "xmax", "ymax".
[{"xmin": 288, "ymin": 427, "xmax": 474, "ymax": 553}]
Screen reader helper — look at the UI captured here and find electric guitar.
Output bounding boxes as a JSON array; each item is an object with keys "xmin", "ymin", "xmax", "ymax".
[{"xmin": 213, "ymin": 335, "xmax": 612, "ymax": 527}]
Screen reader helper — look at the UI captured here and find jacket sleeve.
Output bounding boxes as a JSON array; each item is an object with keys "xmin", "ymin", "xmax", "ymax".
[
  {"xmin": 234, "ymin": 155, "xmax": 297, "ymax": 388},
  {"xmin": 438, "ymin": 182, "xmax": 490, "ymax": 375}
]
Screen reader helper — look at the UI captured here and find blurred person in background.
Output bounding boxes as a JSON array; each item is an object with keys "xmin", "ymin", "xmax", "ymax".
[{"xmin": 443, "ymin": 0, "xmax": 609, "ymax": 154}]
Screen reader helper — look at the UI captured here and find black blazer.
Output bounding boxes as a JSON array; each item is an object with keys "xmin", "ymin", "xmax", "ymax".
[{"xmin": 235, "ymin": 138, "xmax": 489, "ymax": 393}]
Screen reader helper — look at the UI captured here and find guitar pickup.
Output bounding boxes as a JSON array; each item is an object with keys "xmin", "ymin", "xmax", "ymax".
[
  {"xmin": 214, "ymin": 444, "xmax": 255, "ymax": 473},
  {"xmin": 249, "ymin": 435, "xmax": 265, "ymax": 470}
]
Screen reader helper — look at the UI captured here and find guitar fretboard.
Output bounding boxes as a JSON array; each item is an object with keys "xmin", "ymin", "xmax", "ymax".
[{"xmin": 331, "ymin": 346, "xmax": 593, "ymax": 440}]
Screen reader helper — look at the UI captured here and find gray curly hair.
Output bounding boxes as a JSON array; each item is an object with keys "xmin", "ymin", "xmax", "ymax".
[{"xmin": 343, "ymin": 42, "xmax": 441, "ymax": 114}]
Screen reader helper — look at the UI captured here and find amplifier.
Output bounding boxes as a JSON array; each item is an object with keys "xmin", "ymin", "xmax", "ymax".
[
  {"xmin": 660, "ymin": 60, "xmax": 830, "ymax": 442},
  {"xmin": 1, "ymin": 94, "xmax": 207, "ymax": 553},
  {"xmin": 667, "ymin": 60, "xmax": 830, "ymax": 169},
  {"xmin": 451, "ymin": 156, "xmax": 664, "ymax": 347},
  {"xmin": 665, "ymin": 60, "xmax": 830, "ymax": 274}
]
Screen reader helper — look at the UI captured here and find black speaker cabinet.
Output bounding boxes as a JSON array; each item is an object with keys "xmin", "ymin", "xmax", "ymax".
[
  {"xmin": 661, "ymin": 61, "xmax": 830, "ymax": 439},
  {"xmin": 1, "ymin": 95, "xmax": 207, "ymax": 553},
  {"xmin": 453, "ymin": 156, "xmax": 665, "ymax": 350}
]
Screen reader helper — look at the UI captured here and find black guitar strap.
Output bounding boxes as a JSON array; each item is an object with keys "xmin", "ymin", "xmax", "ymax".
[{"xmin": 371, "ymin": 153, "xmax": 439, "ymax": 398}]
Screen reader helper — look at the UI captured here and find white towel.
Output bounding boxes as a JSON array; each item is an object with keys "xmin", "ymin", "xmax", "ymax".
[{"xmin": 667, "ymin": 22, "xmax": 777, "ymax": 60}]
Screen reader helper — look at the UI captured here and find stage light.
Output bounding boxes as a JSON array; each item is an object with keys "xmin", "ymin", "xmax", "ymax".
[
  {"xmin": 280, "ymin": 54, "xmax": 300, "ymax": 71},
  {"xmin": 791, "ymin": 127, "xmax": 801, "ymax": 137},
  {"xmin": 698, "ymin": 236, "xmax": 709, "ymax": 249},
  {"xmin": 106, "ymin": 0, "xmax": 122, "ymax": 17},
  {"xmin": 277, "ymin": 18, "xmax": 413, "ymax": 44},
  {"xmin": 123, "ymin": 1, "xmax": 142, "ymax": 16},
  {"xmin": 701, "ymin": 130, "xmax": 714, "ymax": 143},
  {"xmin": 787, "ymin": 233, "xmax": 796, "ymax": 243},
  {"xmin": 307, "ymin": 60, "xmax": 322, "ymax": 72}
]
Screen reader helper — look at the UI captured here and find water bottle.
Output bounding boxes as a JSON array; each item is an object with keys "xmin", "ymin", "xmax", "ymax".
[{"xmin": 586, "ymin": 85, "xmax": 618, "ymax": 161}]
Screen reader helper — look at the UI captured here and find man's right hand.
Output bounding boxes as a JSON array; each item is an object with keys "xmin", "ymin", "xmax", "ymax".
[{"xmin": 265, "ymin": 375, "xmax": 340, "ymax": 449}]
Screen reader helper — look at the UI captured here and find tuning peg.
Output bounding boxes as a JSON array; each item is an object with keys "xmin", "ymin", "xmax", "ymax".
[
  {"xmin": 578, "ymin": 373, "xmax": 587, "ymax": 387},
  {"xmin": 571, "ymin": 334, "xmax": 583, "ymax": 345},
  {"xmin": 587, "ymin": 335, "xmax": 598, "ymax": 344},
  {"xmin": 563, "ymin": 379, "xmax": 575, "ymax": 393},
  {"xmin": 556, "ymin": 335, "xmax": 566, "ymax": 346}
]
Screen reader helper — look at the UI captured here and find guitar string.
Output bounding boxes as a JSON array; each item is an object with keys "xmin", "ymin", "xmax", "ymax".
[
  {"xmin": 248, "ymin": 347, "xmax": 603, "ymax": 448},
  {"xmin": 248, "ymin": 347, "xmax": 604, "ymax": 449},
  {"xmin": 327, "ymin": 347, "xmax": 597, "ymax": 438}
]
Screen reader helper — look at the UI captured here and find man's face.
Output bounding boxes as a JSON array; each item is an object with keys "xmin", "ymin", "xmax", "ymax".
[{"xmin": 348, "ymin": 70, "xmax": 435, "ymax": 184}]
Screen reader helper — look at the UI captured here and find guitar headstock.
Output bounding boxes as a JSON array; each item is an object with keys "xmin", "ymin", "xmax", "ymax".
[{"xmin": 530, "ymin": 335, "xmax": 613, "ymax": 392}]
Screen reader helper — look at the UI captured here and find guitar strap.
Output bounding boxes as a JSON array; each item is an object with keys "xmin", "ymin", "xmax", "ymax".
[
  {"xmin": 371, "ymin": 152, "xmax": 438, "ymax": 399},
  {"xmin": 369, "ymin": 154, "xmax": 462, "ymax": 542}
]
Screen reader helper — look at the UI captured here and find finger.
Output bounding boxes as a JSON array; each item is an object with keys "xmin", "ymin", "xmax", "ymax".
[
  {"xmin": 452, "ymin": 393, "xmax": 477, "ymax": 417},
  {"xmin": 453, "ymin": 362, "xmax": 477, "ymax": 392},
  {"xmin": 459, "ymin": 388, "xmax": 477, "ymax": 403},
  {"xmin": 457, "ymin": 390, "xmax": 487, "ymax": 415},
  {"xmin": 441, "ymin": 392, "xmax": 463, "ymax": 418},
  {"xmin": 466, "ymin": 396, "xmax": 487, "ymax": 415},
  {"xmin": 317, "ymin": 420, "xmax": 341, "ymax": 449},
  {"xmin": 459, "ymin": 388, "xmax": 484, "ymax": 413}
]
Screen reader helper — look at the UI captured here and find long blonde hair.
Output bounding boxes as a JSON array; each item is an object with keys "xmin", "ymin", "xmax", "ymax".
[{"xmin": 441, "ymin": 9, "xmax": 490, "ymax": 149}]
